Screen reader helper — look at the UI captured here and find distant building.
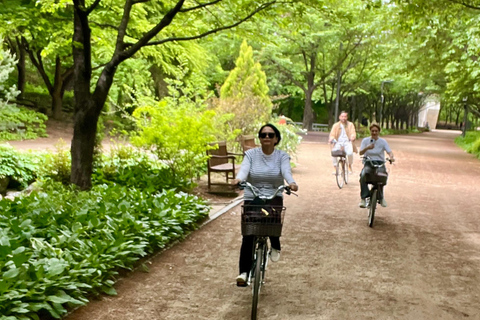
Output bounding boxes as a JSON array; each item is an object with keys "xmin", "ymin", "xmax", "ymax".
[{"xmin": 418, "ymin": 95, "xmax": 440, "ymax": 129}]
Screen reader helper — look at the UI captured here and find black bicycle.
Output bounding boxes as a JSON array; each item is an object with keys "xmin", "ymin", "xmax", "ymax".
[
  {"xmin": 330, "ymin": 139, "xmax": 349, "ymax": 189},
  {"xmin": 238, "ymin": 181, "xmax": 296, "ymax": 320},
  {"xmin": 361, "ymin": 157, "xmax": 392, "ymax": 227}
]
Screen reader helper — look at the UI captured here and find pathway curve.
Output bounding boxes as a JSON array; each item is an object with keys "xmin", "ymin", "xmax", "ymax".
[{"xmin": 63, "ymin": 130, "xmax": 480, "ymax": 320}]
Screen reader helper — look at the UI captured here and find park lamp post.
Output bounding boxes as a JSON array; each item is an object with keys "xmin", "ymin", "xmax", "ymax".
[{"xmin": 380, "ymin": 80, "xmax": 393, "ymax": 126}]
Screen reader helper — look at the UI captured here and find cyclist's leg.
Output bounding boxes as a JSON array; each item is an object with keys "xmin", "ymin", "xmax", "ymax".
[
  {"xmin": 359, "ymin": 164, "xmax": 370, "ymax": 200},
  {"xmin": 345, "ymin": 142, "xmax": 354, "ymax": 172},
  {"xmin": 239, "ymin": 235, "xmax": 255, "ymax": 274},
  {"xmin": 267, "ymin": 197, "xmax": 283, "ymax": 258},
  {"xmin": 331, "ymin": 156, "xmax": 338, "ymax": 173},
  {"xmin": 375, "ymin": 165, "xmax": 387, "ymax": 200}
]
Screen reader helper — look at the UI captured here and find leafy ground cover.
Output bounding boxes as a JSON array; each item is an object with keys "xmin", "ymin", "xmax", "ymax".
[
  {"xmin": 0, "ymin": 182, "xmax": 209, "ymax": 319},
  {"xmin": 455, "ymin": 131, "xmax": 480, "ymax": 158},
  {"xmin": 0, "ymin": 133, "xmax": 212, "ymax": 319}
]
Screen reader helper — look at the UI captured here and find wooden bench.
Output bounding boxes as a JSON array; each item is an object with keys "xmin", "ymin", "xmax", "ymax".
[
  {"xmin": 240, "ymin": 134, "xmax": 259, "ymax": 154},
  {"xmin": 207, "ymin": 141, "xmax": 242, "ymax": 192}
]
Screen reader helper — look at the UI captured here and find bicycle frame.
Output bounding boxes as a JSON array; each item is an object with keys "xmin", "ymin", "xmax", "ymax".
[
  {"xmin": 238, "ymin": 181, "xmax": 296, "ymax": 320},
  {"xmin": 361, "ymin": 156, "xmax": 391, "ymax": 227},
  {"xmin": 331, "ymin": 139, "xmax": 350, "ymax": 188}
]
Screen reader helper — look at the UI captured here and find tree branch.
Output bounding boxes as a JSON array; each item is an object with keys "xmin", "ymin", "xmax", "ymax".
[
  {"xmin": 21, "ymin": 36, "xmax": 54, "ymax": 95},
  {"xmin": 180, "ymin": 0, "xmax": 223, "ymax": 12},
  {"xmin": 119, "ymin": 0, "xmax": 186, "ymax": 60},
  {"xmin": 86, "ymin": 0, "xmax": 102, "ymax": 15},
  {"xmin": 115, "ymin": 0, "xmax": 134, "ymax": 54},
  {"xmin": 449, "ymin": 0, "xmax": 480, "ymax": 10},
  {"xmin": 142, "ymin": 1, "xmax": 275, "ymax": 47}
]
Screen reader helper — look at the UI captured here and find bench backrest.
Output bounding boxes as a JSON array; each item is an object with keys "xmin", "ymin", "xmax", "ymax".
[
  {"xmin": 207, "ymin": 141, "xmax": 229, "ymax": 167},
  {"xmin": 241, "ymin": 135, "xmax": 257, "ymax": 153}
]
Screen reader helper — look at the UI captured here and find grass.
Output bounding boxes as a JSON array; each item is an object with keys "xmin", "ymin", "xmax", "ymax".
[{"xmin": 455, "ymin": 131, "xmax": 480, "ymax": 159}]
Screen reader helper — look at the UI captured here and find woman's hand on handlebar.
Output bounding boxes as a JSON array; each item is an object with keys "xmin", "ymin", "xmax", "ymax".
[
  {"xmin": 289, "ymin": 182, "xmax": 298, "ymax": 192},
  {"xmin": 231, "ymin": 178, "xmax": 241, "ymax": 186}
]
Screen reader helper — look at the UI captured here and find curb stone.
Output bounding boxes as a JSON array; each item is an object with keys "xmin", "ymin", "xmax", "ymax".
[{"xmin": 202, "ymin": 196, "xmax": 244, "ymax": 227}]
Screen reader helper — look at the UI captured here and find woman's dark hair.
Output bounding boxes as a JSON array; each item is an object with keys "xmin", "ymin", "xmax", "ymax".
[{"xmin": 258, "ymin": 123, "xmax": 281, "ymax": 146}]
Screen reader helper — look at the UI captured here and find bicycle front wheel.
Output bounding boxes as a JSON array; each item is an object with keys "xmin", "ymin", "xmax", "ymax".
[
  {"xmin": 368, "ymin": 189, "xmax": 377, "ymax": 228},
  {"xmin": 336, "ymin": 159, "xmax": 345, "ymax": 189},
  {"xmin": 344, "ymin": 157, "xmax": 349, "ymax": 184},
  {"xmin": 251, "ymin": 244, "xmax": 264, "ymax": 320}
]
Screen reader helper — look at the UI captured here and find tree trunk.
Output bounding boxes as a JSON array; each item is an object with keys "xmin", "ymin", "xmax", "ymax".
[
  {"xmin": 70, "ymin": 104, "xmax": 99, "ymax": 190},
  {"xmin": 52, "ymin": 89, "xmax": 64, "ymax": 120},
  {"xmin": 16, "ymin": 37, "xmax": 26, "ymax": 99},
  {"xmin": 303, "ymin": 89, "xmax": 315, "ymax": 131}
]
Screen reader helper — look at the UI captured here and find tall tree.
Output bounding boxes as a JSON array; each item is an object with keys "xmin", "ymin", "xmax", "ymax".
[
  {"xmin": 218, "ymin": 39, "xmax": 272, "ymax": 134},
  {"xmin": 1, "ymin": 0, "xmax": 75, "ymax": 119},
  {"xmin": 66, "ymin": 0, "xmax": 276, "ymax": 189},
  {"xmin": 259, "ymin": 0, "xmax": 381, "ymax": 130}
]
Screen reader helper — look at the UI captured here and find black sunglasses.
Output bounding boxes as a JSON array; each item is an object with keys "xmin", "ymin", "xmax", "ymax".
[{"xmin": 259, "ymin": 132, "xmax": 275, "ymax": 139}]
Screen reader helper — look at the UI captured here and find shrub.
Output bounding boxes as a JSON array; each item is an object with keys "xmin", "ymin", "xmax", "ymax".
[
  {"xmin": 0, "ymin": 105, "xmax": 48, "ymax": 141},
  {"xmin": 92, "ymin": 143, "xmax": 193, "ymax": 192},
  {"xmin": 38, "ymin": 139, "xmax": 72, "ymax": 185},
  {"xmin": 0, "ymin": 144, "xmax": 39, "ymax": 190},
  {"xmin": 0, "ymin": 181, "xmax": 209, "ymax": 319},
  {"xmin": 131, "ymin": 100, "xmax": 218, "ymax": 183}
]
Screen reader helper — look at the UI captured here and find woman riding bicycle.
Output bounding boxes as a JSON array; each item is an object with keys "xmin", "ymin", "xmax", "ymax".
[
  {"xmin": 358, "ymin": 123, "xmax": 395, "ymax": 208},
  {"xmin": 231, "ymin": 123, "xmax": 298, "ymax": 287}
]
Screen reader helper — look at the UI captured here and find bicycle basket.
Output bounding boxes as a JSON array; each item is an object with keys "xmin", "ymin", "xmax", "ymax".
[
  {"xmin": 365, "ymin": 170, "xmax": 388, "ymax": 184},
  {"xmin": 241, "ymin": 205, "xmax": 286, "ymax": 237},
  {"xmin": 331, "ymin": 149, "xmax": 346, "ymax": 157}
]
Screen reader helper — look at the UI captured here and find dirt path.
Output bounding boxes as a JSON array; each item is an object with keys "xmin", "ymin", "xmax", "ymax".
[{"xmin": 56, "ymin": 130, "xmax": 480, "ymax": 319}]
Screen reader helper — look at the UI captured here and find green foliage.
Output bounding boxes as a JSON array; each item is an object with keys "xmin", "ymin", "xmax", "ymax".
[
  {"xmin": 217, "ymin": 40, "xmax": 272, "ymax": 136},
  {"xmin": 0, "ymin": 105, "xmax": 48, "ymax": 141},
  {"xmin": 455, "ymin": 131, "xmax": 480, "ymax": 159},
  {"xmin": 271, "ymin": 117, "xmax": 304, "ymax": 161},
  {"xmin": 0, "ymin": 39, "xmax": 20, "ymax": 105},
  {"xmin": 0, "ymin": 181, "xmax": 209, "ymax": 319},
  {"xmin": 39, "ymin": 140, "xmax": 71, "ymax": 185},
  {"xmin": 92, "ymin": 143, "xmax": 193, "ymax": 192},
  {"xmin": 131, "ymin": 99, "xmax": 218, "ymax": 182},
  {"xmin": 0, "ymin": 144, "xmax": 39, "ymax": 190}
]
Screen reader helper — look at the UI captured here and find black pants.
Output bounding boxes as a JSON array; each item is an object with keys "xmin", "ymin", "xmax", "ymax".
[
  {"xmin": 359, "ymin": 162, "xmax": 387, "ymax": 200},
  {"xmin": 239, "ymin": 197, "xmax": 283, "ymax": 274}
]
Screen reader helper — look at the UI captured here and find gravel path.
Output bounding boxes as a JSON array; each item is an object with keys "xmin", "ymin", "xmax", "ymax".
[{"xmin": 55, "ymin": 129, "xmax": 480, "ymax": 319}]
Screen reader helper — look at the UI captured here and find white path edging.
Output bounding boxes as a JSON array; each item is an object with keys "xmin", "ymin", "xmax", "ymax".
[{"xmin": 201, "ymin": 196, "xmax": 244, "ymax": 227}]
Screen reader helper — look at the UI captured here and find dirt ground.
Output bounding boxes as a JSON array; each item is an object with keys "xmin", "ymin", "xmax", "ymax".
[{"xmin": 9, "ymin": 127, "xmax": 480, "ymax": 319}]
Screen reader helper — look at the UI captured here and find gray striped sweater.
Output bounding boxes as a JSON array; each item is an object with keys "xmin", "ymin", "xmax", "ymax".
[{"xmin": 236, "ymin": 147, "xmax": 296, "ymax": 201}]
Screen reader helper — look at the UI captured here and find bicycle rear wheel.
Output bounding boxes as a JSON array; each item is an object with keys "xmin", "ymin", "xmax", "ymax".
[
  {"xmin": 368, "ymin": 189, "xmax": 377, "ymax": 227},
  {"xmin": 336, "ymin": 159, "xmax": 345, "ymax": 189},
  {"xmin": 251, "ymin": 243, "xmax": 264, "ymax": 320}
]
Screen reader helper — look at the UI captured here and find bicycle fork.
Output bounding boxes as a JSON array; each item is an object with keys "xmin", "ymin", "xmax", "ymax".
[{"xmin": 248, "ymin": 238, "xmax": 268, "ymax": 286}]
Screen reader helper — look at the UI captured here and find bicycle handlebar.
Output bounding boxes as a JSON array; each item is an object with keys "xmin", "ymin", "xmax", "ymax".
[
  {"xmin": 362, "ymin": 156, "xmax": 393, "ymax": 167},
  {"xmin": 237, "ymin": 181, "xmax": 297, "ymax": 199}
]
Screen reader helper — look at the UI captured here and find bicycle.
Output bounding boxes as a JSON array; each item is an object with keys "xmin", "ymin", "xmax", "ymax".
[
  {"xmin": 361, "ymin": 156, "xmax": 392, "ymax": 227},
  {"xmin": 330, "ymin": 139, "xmax": 350, "ymax": 189},
  {"xmin": 238, "ymin": 181, "xmax": 297, "ymax": 320}
]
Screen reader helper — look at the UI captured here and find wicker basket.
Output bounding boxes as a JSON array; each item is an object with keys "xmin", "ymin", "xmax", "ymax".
[
  {"xmin": 331, "ymin": 149, "xmax": 346, "ymax": 157},
  {"xmin": 241, "ymin": 205, "xmax": 286, "ymax": 237}
]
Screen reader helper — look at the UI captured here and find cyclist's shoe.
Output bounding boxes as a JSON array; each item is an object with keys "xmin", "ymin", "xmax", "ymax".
[
  {"xmin": 236, "ymin": 272, "xmax": 248, "ymax": 287},
  {"xmin": 359, "ymin": 199, "xmax": 367, "ymax": 208},
  {"xmin": 380, "ymin": 198, "xmax": 388, "ymax": 207},
  {"xmin": 269, "ymin": 248, "xmax": 281, "ymax": 262}
]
